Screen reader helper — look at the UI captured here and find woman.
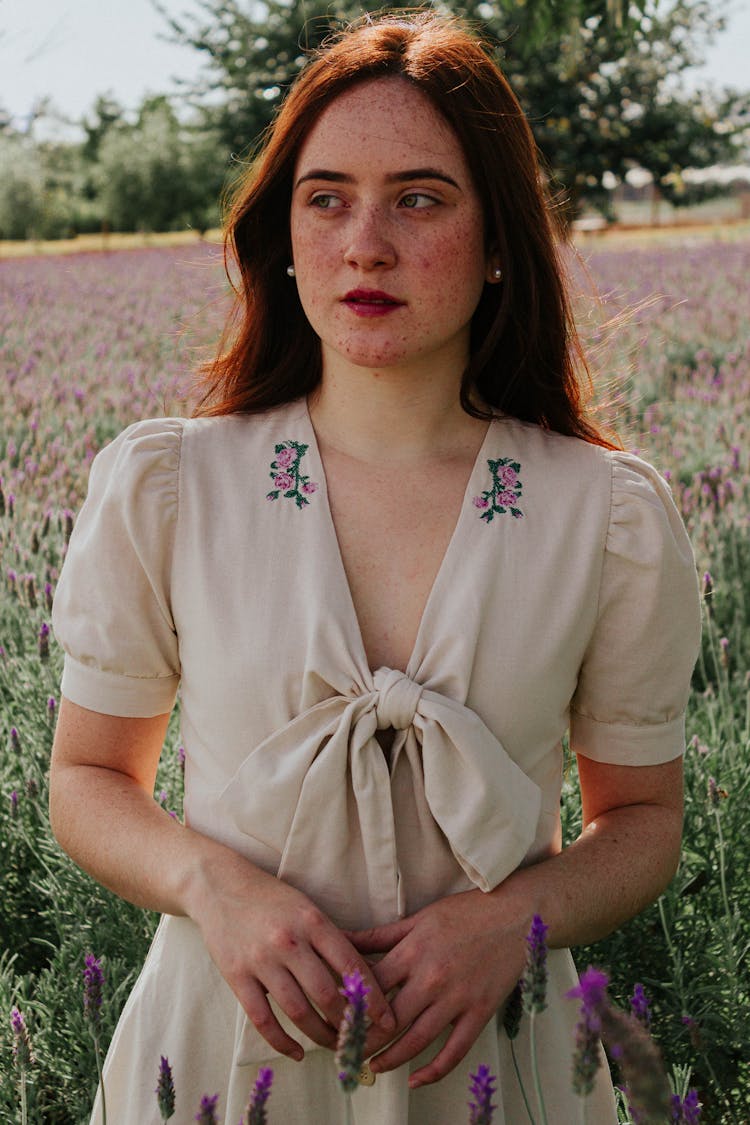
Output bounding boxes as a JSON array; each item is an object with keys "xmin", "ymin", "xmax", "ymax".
[{"xmin": 50, "ymin": 12, "xmax": 701, "ymax": 1123}]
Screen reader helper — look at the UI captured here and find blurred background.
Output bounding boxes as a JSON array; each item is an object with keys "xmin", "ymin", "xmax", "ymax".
[{"xmin": 1, "ymin": 0, "xmax": 749, "ymax": 244}]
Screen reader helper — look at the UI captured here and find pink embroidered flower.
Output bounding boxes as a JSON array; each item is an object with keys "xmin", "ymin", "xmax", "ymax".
[
  {"xmin": 499, "ymin": 465, "xmax": 518, "ymax": 487},
  {"xmin": 473, "ymin": 495, "xmax": 490, "ymax": 509},
  {"xmin": 301, "ymin": 481, "xmax": 319, "ymax": 495},
  {"xmin": 275, "ymin": 446, "xmax": 298, "ymax": 469},
  {"xmin": 273, "ymin": 472, "xmax": 294, "ymax": 490},
  {"xmin": 498, "ymin": 490, "xmax": 518, "ymax": 506}
]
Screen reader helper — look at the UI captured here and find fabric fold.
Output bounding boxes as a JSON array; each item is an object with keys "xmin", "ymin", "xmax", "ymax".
[{"xmin": 220, "ymin": 668, "xmax": 542, "ymax": 928}]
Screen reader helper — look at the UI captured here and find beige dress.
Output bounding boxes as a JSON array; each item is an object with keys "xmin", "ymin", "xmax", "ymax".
[{"xmin": 52, "ymin": 397, "xmax": 701, "ymax": 1124}]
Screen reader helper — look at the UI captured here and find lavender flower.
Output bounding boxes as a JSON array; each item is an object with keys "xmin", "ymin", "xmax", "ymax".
[
  {"xmin": 630, "ymin": 983, "xmax": 652, "ymax": 1030},
  {"xmin": 522, "ymin": 914, "xmax": 549, "ymax": 1014},
  {"xmin": 502, "ymin": 982, "xmax": 523, "ymax": 1040},
  {"xmin": 10, "ymin": 727, "xmax": 21, "ymax": 753},
  {"xmin": 246, "ymin": 1066, "xmax": 274, "ymax": 1125},
  {"xmin": 83, "ymin": 954, "xmax": 104, "ymax": 1031},
  {"xmin": 335, "ymin": 969, "xmax": 371, "ymax": 1094},
  {"xmin": 195, "ymin": 1093, "xmax": 219, "ymax": 1123},
  {"xmin": 600, "ymin": 1005, "xmax": 670, "ymax": 1124},
  {"xmin": 671, "ymin": 1088, "xmax": 702, "ymax": 1124},
  {"xmin": 10, "ymin": 790, "xmax": 19, "ymax": 817},
  {"xmin": 468, "ymin": 1064, "xmax": 497, "ymax": 1124},
  {"xmin": 10, "ymin": 1007, "xmax": 34, "ymax": 1069},
  {"xmin": 38, "ymin": 621, "xmax": 50, "ymax": 661},
  {"xmin": 156, "ymin": 1056, "xmax": 175, "ymax": 1120},
  {"xmin": 566, "ymin": 966, "xmax": 610, "ymax": 1095}
]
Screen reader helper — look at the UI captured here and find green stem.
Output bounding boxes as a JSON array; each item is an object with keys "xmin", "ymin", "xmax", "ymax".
[
  {"xmin": 19, "ymin": 1066, "xmax": 28, "ymax": 1125},
  {"xmin": 344, "ymin": 1092, "xmax": 354, "ymax": 1125},
  {"xmin": 713, "ymin": 808, "xmax": 733, "ymax": 924},
  {"xmin": 529, "ymin": 1010, "xmax": 549, "ymax": 1125},
  {"xmin": 510, "ymin": 1040, "xmax": 537, "ymax": 1125},
  {"xmin": 94, "ymin": 1035, "xmax": 107, "ymax": 1125}
]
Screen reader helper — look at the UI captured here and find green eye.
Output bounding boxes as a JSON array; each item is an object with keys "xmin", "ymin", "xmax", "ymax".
[
  {"xmin": 311, "ymin": 194, "xmax": 342, "ymax": 209},
  {"xmin": 400, "ymin": 193, "xmax": 434, "ymax": 209}
]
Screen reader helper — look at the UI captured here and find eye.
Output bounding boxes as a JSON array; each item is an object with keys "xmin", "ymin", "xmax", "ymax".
[
  {"xmin": 309, "ymin": 193, "xmax": 345, "ymax": 210},
  {"xmin": 399, "ymin": 192, "xmax": 438, "ymax": 209}
]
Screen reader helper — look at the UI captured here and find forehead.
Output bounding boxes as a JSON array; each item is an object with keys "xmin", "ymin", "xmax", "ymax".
[{"xmin": 295, "ymin": 77, "xmax": 469, "ymax": 176}]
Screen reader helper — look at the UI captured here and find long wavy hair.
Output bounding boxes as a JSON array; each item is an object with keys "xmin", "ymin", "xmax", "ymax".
[{"xmin": 194, "ymin": 11, "xmax": 616, "ymax": 448}]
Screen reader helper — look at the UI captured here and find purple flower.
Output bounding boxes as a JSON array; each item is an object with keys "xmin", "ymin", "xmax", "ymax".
[
  {"xmin": 498, "ymin": 490, "xmax": 518, "ymax": 507},
  {"xmin": 177, "ymin": 746, "xmax": 186, "ymax": 773},
  {"xmin": 10, "ymin": 1007, "xmax": 34, "ymax": 1069},
  {"xmin": 566, "ymin": 966, "xmax": 610, "ymax": 1094},
  {"xmin": 630, "ymin": 983, "xmax": 651, "ymax": 1030},
  {"xmin": 680, "ymin": 1089, "xmax": 702, "ymax": 1124},
  {"xmin": 83, "ymin": 954, "xmax": 104, "ymax": 1031},
  {"xmin": 473, "ymin": 495, "xmax": 490, "ymax": 509},
  {"xmin": 601, "ymin": 1005, "xmax": 670, "ymax": 1122},
  {"xmin": 38, "ymin": 621, "xmax": 50, "ymax": 660},
  {"xmin": 301, "ymin": 481, "xmax": 319, "ymax": 495},
  {"xmin": 156, "ymin": 1056, "xmax": 175, "ymax": 1120},
  {"xmin": 246, "ymin": 1066, "xmax": 274, "ymax": 1124},
  {"xmin": 10, "ymin": 790, "xmax": 19, "ymax": 817},
  {"xmin": 195, "ymin": 1093, "xmax": 219, "ymax": 1123},
  {"xmin": 10, "ymin": 727, "xmax": 21, "ymax": 753},
  {"xmin": 47, "ymin": 696, "xmax": 57, "ymax": 717},
  {"xmin": 335, "ymin": 969, "xmax": 371, "ymax": 1094},
  {"xmin": 468, "ymin": 1064, "xmax": 497, "ymax": 1124},
  {"xmin": 273, "ymin": 472, "xmax": 294, "ymax": 490},
  {"xmin": 522, "ymin": 914, "xmax": 549, "ymax": 1014},
  {"xmin": 498, "ymin": 465, "xmax": 518, "ymax": 487}
]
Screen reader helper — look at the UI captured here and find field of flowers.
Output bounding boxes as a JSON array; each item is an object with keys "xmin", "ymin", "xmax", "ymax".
[{"xmin": 1, "ymin": 236, "xmax": 749, "ymax": 1122}]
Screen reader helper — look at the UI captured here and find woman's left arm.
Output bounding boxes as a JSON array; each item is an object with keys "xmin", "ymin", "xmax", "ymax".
[{"xmin": 352, "ymin": 754, "xmax": 683, "ymax": 1087}]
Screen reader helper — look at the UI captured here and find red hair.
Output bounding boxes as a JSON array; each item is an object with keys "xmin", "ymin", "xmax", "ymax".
[{"xmin": 194, "ymin": 11, "xmax": 617, "ymax": 449}]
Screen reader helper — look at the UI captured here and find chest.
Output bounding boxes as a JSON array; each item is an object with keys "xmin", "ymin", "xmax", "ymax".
[{"xmin": 323, "ymin": 452, "xmax": 473, "ymax": 672}]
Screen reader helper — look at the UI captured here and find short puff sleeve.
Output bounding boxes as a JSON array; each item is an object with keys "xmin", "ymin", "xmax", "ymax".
[
  {"xmin": 52, "ymin": 419, "xmax": 183, "ymax": 717},
  {"xmin": 570, "ymin": 452, "xmax": 701, "ymax": 766}
]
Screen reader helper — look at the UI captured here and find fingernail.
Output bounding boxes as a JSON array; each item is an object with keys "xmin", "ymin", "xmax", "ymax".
[
  {"xmin": 378, "ymin": 1011, "xmax": 396, "ymax": 1032},
  {"xmin": 291, "ymin": 1047, "xmax": 304, "ymax": 1062}
]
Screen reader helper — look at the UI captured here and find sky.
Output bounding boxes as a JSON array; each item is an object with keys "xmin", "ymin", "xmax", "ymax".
[{"xmin": 2, "ymin": 0, "xmax": 750, "ymax": 133}]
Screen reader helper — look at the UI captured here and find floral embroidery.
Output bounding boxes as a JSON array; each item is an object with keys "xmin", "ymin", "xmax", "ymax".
[
  {"xmin": 266, "ymin": 440, "xmax": 319, "ymax": 508},
  {"xmin": 473, "ymin": 457, "xmax": 524, "ymax": 521}
]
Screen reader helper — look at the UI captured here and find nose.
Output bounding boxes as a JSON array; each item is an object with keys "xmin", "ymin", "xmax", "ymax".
[{"xmin": 343, "ymin": 205, "xmax": 396, "ymax": 271}]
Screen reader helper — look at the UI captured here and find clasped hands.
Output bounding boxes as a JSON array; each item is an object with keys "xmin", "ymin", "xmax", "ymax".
[{"xmin": 202, "ymin": 861, "xmax": 530, "ymax": 1090}]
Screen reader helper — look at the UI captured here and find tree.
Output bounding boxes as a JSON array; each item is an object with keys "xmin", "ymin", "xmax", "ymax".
[
  {"xmin": 154, "ymin": 0, "xmax": 746, "ymax": 217},
  {"xmin": 97, "ymin": 98, "xmax": 227, "ymax": 232}
]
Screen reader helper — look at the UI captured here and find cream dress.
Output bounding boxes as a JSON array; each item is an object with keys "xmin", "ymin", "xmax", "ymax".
[{"xmin": 52, "ymin": 397, "xmax": 701, "ymax": 1124}]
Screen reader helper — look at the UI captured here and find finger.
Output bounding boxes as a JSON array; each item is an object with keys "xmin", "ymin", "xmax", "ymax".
[
  {"xmin": 347, "ymin": 918, "xmax": 414, "ymax": 954},
  {"xmin": 369, "ymin": 1005, "xmax": 452, "ymax": 1074},
  {"xmin": 238, "ymin": 978, "xmax": 305, "ymax": 1061},
  {"xmin": 314, "ymin": 930, "xmax": 397, "ymax": 1033},
  {"xmin": 408, "ymin": 1014, "xmax": 480, "ymax": 1088},
  {"xmin": 262, "ymin": 967, "xmax": 339, "ymax": 1050}
]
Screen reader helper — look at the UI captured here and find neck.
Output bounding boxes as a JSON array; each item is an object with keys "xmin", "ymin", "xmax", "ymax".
[{"xmin": 308, "ymin": 355, "xmax": 487, "ymax": 465}]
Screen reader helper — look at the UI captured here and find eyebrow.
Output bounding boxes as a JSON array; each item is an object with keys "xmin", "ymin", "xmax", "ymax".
[{"xmin": 294, "ymin": 167, "xmax": 461, "ymax": 190}]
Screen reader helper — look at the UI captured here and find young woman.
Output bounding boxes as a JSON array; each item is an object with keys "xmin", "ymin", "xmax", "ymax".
[{"xmin": 50, "ymin": 13, "xmax": 701, "ymax": 1123}]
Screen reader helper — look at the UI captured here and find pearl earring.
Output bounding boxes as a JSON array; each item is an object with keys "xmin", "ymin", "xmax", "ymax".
[
  {"xmin": 492, "ymin": 266, "xmax": 502, "ymax": 281},
  {"xmin": 286, "ymin": 264, "xmax": 296, "ymax": 278}
]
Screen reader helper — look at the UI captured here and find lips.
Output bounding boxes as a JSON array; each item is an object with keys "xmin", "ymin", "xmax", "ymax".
[{"xmin": 342, "ymin": 289, "xmax": 405, "ymax": 315}]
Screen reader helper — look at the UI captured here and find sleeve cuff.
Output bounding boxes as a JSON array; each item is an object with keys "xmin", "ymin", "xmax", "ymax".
[
  {"xmin": 60, "ymin": 655, "xmax": 179, "ymax": 718},
  {"xmin": 570, "ymin": 709, "xmax": 686, "ymax": 766}
]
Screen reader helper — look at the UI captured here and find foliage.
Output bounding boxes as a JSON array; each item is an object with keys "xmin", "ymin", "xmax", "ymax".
[
  {"xmin": 1, "ymin": 236, "xmax": 749, "ymax": 1120},
  {"xmin": 154, "ymin": 0, "xmax": 747, "ymax": 218}
]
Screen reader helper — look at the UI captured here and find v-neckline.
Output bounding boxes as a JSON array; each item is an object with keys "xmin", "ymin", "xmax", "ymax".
[{"xmin": 302, "ymin": 399, "xmax": 495, "ymax": 679}]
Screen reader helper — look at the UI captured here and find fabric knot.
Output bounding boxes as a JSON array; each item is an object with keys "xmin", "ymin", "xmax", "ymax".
[{"xmin": 373, "ymin": 667, "xmax": 424, "ymax": 730}]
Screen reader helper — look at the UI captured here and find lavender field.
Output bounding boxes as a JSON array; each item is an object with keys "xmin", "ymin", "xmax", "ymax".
[{"xmin": 1, "ymin": 237, "xmax": 749, "ymax": 1122}]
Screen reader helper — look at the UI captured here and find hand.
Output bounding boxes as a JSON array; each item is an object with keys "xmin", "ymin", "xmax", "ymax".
[
  {"xmin": 348, "ymin": 888, "xmax": 530, "ymax": 1087},
  {"xmin": 188, "ymin": 847, "xmax": 396, "ymax": 1061}
]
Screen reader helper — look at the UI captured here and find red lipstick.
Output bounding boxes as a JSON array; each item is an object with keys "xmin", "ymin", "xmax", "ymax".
[{"xmin": 342, "ymin": 289, "xmax": 405, "ymax": 317}]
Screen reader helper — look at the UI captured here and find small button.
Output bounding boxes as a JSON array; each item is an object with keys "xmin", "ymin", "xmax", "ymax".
[{"xmin": 358, "ymin": 1062, "xmax": 376, "ymax": 1086}]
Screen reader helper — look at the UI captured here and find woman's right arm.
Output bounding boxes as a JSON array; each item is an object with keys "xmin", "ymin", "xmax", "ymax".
[{"xmin": 49, "ymin": 697, "xmax": 395, "ymax": 1058}]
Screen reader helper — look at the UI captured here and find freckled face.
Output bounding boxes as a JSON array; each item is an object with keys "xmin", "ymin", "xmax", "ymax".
[{"xmin": 289, "ymin": 78, "xmax": 496, "ymax": 379}]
